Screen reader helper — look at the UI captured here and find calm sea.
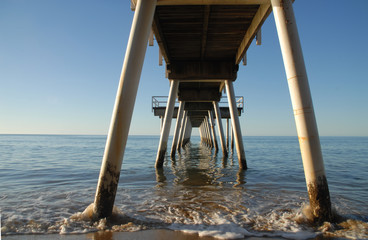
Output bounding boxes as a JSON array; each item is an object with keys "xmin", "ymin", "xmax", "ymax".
[{"xmin": 0, "ymin": 135, "xmax": 367, "ymax": 239}]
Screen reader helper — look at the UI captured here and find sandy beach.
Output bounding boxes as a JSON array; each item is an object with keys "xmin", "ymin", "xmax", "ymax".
[{"xmin": 2, "ymin": 229, "xmax": 286, "ymax": 240}]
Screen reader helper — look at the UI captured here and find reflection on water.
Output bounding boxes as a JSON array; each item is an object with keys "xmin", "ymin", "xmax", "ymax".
[{"xmin": 156, "ymin": 143, "xmax": 246, "ymax": 190}]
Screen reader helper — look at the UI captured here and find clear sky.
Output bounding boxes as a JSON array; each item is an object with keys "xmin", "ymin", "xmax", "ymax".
[{"xmin": 1, "ymin": 0, "xmax": 367, "ymax": 136}]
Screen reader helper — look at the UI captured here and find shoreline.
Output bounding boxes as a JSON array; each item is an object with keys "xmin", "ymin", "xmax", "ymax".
[{"xmin": 2, "ymin": 229, "xmax": 286, "ymax": 240}]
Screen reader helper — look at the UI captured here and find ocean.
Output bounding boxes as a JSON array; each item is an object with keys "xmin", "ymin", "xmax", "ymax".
[{"xmin": 0, "ymin": 135, "xmax": 367, "ymax": 239}]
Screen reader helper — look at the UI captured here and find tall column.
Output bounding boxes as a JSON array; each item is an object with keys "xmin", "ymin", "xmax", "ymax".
[
  {"xmin": 93, "ymin": 0, "xmax": 157, "ymax": 219},
  {"xmin": 226, "ymin": 118, "xmax": 229, "ymax": 149},
  {"xmin": 231, "ymin": 124, "xmax": 234, "ymax": 152},
  {"xmin": 226, "ymin": 80, "xmax": 247, "ymax": 169},
  {"xmin": 181, "ymin": 115, "xmax": 189, "ymax": 148},
  {"xmin": 271, "ymin": 0, "xmax": 332, "ymax": 222},
  {"xmin": 177, "ymin": 111, "xmax": 187, "ymax": 153},
  {"xmin": 183, "ymin": 117, "xmax": 192, "ymax": 147},
  {"xmin": 160, "ymin": 117, "xmax": 164, "ymax": 131},
  {"xmin": 213, "ymin": 101, "xmax": 228, "ymax": 157},
  {"xmin": 171, "ymin": 101, "xmax": 185, "ymax": 157},
  {"xmin": 187, "ymin": 120, "xmax": 192, "ymax": 140},
  {"xmin": 205, "ymin": 116, "xmax": 213, "ymax": 148},
  {"xmin": 199, "ymin": 124, "xmax": 203, "ymax": 143},
  {"xmin": 155, "ymin": 80, "xmax": 179, "ymax": 168},
  {"xmin": 205, "ymin": 117, "xmax": 210, "ymax": 147},
  {"xmin": 208, "ymin": 110, "xmax": 219, "ymax": 152}
]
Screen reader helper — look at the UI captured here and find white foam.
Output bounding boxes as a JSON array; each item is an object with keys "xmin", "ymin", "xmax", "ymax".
[{"xmin": 164, "ymin": 203, "xmax": 322, "ymax": 240}]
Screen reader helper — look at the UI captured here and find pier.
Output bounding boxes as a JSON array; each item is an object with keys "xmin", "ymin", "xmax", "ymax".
[{"xmin": 93, "ymin": 0, "xmax": 333, "ymax": 224}]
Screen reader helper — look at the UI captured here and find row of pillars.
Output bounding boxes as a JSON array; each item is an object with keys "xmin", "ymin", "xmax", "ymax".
[
  {"xmin": 154, "ymin": 80, "xmax": 247, "ymax": 170},
  {"xmin": 199, "ymin": 112, "xmax": 235, "ymax": 154},
  {"xmin": 91, "ymin": 0, "xmax": 332, "ymax": 224}
]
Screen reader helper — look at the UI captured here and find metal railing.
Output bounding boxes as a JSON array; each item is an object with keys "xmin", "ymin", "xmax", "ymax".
[{"xmin": 152, "ymin": 96, "xmax": 244, "ymax": 112}]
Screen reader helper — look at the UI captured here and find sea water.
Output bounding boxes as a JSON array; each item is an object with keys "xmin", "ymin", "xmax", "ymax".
[{"xmin": 0, "ymin": 135, "xmax": 367, "ymax": 239}]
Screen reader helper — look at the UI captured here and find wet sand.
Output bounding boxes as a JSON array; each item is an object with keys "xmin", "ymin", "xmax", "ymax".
[{"xmin": 2, "ymin": 229, "xmax": 285, "ymax": 240}]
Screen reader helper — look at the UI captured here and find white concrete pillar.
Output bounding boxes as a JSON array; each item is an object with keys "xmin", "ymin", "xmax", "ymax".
[
  {"xmin": 183, "ymin": 117, "xmax": 192, "ymax": 147},
  {"xmin": 271, "ymin": 0, "xmax": 332, "ymax": 222},
  {"xmin": 93, "ymin": 0, "xmax": 157, "ymax": 219},
  {"xmin": 171, "ymin": 101, "xmax": 185, "ymax": 157},
  {"xmin": 203, "ymin": 120, "xmax": 207, "ymax": 146},
  {"xmin": 181, "ymin": 115, "xmax": 189, "ymax": 148},
  {"xmin": 225, "ymin": 80, "xmax": 247, "ymax": 169},
  {"xmin": 187, "ymin": 120, "xmax": 192, "ymax": 140},
  {"xmin": 208, "ymin": 110, "xmax": 219, "ymax": 152},
  {"xmin": 177, "ymin": 111, "xmax": 187, "ymax": 153},
  {"xmin": 204, "ymin": 119, "xmax": 209, "ymax": 147},
  {"xmin": 199, "ymin": 124, "xmax": 203, "ymax": 143},
  {"xmin": 226, "ymin": 118, "xmax": 229, "ymax": 150},
  {"xmin": 160, "ymin": 117, "xmax": 164, "ymax": 131},
  {"xmin": 204, "ymin": 116, "xmax": 213, "ymax": 148},
  {"xmin": 155, "ymin": 80, "xmax": 179, "ymax": 168},
  {"xmin": 231, "ymin": 123, "xmax": 234, "ymax": 152},
  {"xmin": 207, "ymin": 116, "xmax": 214, "ymax": 148},
  {"xmin": 213, "ymin": 101, "xmax": 228, "ymax": 157}
]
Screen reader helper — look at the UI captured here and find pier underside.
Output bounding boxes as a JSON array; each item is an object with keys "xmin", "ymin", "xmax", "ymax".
[{"xmin": 93, "ymin": 0, "xmax": 333, "ymax": 224}]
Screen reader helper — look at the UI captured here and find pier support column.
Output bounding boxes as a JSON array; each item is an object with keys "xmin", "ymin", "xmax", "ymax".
[
  {"xmin": 231, "ymin": 124, "xmax": 234, "ymax": 152},
  {"xmin": 225, "ymin": 80, "xmax": 247, "ymax": 169},
  {"xmin": 93, "ymin": 0, "xmax": 156, "ymax": 219},
  {"xmin": 226, "ymin": 118, "xmax": 229, "ymax": 150},
  {"xmin": 177, "ymin": 111, "xmax": 187, "ymax": 153},
  {"xmin": 205, "ymin": 119, "xmax": 210, "ymax": 147},
  {"xmin": 213, "ymin": 101, "xmax": 228, "ymax": 157},
  {"xmin": 208, "ymin": 110, "xmax": 219, "ymax": 152},
  {"xmin": 181, "ymin": 115, "xmax": 189, "ymax": 148},
  {"xmin": 155, "ymin": 80, "xmax": 179, "ymax": 168},
  {"xmin": 205, "ymin": 116, "xmax": 213, "ymax": 148},
  {"xmin": 183, "ymin": 117, "xmax": 192, "ymax": 147},
  {"xmin": 271, "ymin": 0, "xmax": 332, "ymax": 222},
  {"xmin": 199, "ymin": 124, "xmax": 203, "ymax": 144},
  {"xmin": 171, "ymin": 101, "xmax": 185, "ymax": 157}
]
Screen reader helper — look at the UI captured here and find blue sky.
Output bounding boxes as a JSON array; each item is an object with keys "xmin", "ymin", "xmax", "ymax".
[{"xmin": 1, "ymin": 0, "xmax": 367, "ymax": 136}]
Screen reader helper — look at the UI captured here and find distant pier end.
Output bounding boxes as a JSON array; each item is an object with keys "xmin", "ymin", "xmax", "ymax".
[{"xmin": 152, "ymin": 95, "xmax": 244, "ymax": 158}]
